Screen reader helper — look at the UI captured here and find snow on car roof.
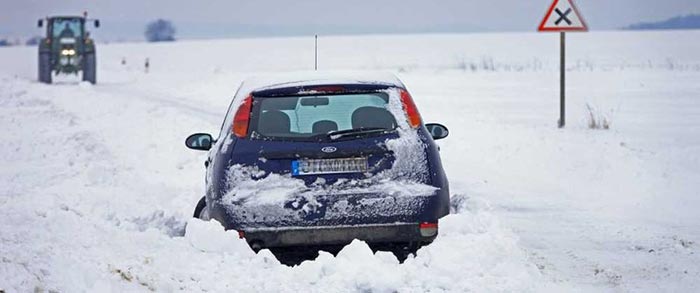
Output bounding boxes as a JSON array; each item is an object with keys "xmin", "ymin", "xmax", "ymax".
[{"xmin": 239, "ymin": 71, "xmax": 405, "ymax": 93}]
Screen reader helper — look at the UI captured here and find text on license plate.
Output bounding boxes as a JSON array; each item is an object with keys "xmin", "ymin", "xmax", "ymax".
[{"xmin": 292, "ymin": 157, "xmax": 368, "ymax": 176}]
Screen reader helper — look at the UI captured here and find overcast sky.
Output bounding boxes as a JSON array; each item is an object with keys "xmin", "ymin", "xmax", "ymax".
[{"xmin": 2, "ymin": 0, "xmax": 699, "ymax": 40}]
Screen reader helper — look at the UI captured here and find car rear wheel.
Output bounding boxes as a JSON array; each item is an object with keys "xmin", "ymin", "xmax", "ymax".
[
  {"xmin": 38, "ymin": 52, "xmax": 52, "ymax": 84},
  {"xmin": 193, "ymin": 196, "xmax": 210, "ymax": 220}
]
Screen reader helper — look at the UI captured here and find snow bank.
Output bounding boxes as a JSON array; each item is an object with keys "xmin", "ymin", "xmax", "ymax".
[{"xmin": 159, "ymin": 196, "xmax": 543, "ymax": 292}]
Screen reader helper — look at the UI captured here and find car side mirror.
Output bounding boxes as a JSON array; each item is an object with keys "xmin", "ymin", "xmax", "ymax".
[
  {"xmin": 94, "ymin": 19, "xmax": 100, "ymax": 28},
  {"xmin": 185, "ymin": 133, "xmax": 214, "ymax": 151},
  {"xmin": 425, "ymin": 123, "xmax": 449, "ymax": 140},
  {"xmin": 38, "ymin": 19, "xmax": 43, "ymax": 28}
]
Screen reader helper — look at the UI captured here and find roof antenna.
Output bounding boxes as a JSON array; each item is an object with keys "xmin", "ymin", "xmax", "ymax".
[{"xmin": 314, "ymin": 34, "xmax": 318, "ymax": 71}]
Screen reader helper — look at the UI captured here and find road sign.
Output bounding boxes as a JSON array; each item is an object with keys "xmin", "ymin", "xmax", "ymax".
[
  {"xmin": 538, "ymin": 0, "xmax": 587, "ymax": 128},
  {"xmin": 538, "ymin": 0, "xmax": 588, "ymax": 32}
]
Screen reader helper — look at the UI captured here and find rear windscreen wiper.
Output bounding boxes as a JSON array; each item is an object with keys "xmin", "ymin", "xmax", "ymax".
[{"xmin": 326, "ymin": 127, "xmax": 388, "ymax": 140}]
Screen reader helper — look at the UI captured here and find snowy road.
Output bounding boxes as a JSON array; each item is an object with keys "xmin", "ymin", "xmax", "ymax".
[{"xmin": 1, "ymin": 31, "xmax": 699, "ymax": 292}]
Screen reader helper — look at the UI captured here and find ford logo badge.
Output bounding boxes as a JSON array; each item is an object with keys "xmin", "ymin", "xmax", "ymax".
[{"xmin": 321, "ymin": 146, "xmax": 337, "ymax": 153}]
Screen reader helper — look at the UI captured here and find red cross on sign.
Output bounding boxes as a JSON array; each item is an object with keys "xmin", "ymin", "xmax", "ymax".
[{"xmin": 538, "ymin": 0, "xmax": 588, "ymax": 32}]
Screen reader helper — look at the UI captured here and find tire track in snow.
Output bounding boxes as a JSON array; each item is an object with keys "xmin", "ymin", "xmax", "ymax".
[{"xmin": 96, "ymin": 82, "xmax": 223, "ymax": 121}]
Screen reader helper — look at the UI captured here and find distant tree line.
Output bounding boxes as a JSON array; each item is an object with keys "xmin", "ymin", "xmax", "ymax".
[
  {"xmin": 625, "ymin": 14, "xmax": 700, "ymax": 30},
  {"xmin": 0, "ymin": 37, "xmax": 39, "ymax": 46},
  {"xmin": 4, "ymin": 18, "xmax": 177, "ymax": 46}
]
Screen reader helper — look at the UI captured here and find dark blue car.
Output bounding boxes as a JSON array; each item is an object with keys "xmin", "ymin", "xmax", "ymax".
[{"xmin": 186, "ymin": 72, "xmax": 450, "ymax": 264}]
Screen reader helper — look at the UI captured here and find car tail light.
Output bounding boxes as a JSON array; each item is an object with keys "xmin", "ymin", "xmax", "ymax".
[
  {"xmin": 232, "ymin": 95, "xmax": 252, "ymax": 138},
  {"xmin": 400, "ymin": 89, "xmax": 422, "ymax": 128},
  {"xmin": 419, "ymin": 222, "xmax": 438, "ymax": 237},
  {"xmin": 237, "ymin": 230, "xmax": 245, "ymax": 239}
]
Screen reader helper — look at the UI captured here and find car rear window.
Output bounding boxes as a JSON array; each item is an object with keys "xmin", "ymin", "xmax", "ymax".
[{"xmin": 250, "ymin": 92, "xmax": 397, "ymax": 140}]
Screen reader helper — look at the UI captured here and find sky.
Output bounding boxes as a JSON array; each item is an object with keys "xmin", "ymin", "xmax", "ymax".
[{"xmin": 2, "ymin": 0, "xmax": 699, "ymax": 41}]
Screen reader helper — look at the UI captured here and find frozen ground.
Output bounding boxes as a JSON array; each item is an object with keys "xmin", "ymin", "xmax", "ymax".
[{"xmin": 1, "ymin": 30, "xmax": 699, "ymax": 292}]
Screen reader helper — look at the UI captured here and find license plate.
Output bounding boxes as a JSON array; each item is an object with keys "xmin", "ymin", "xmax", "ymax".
[{"xmin": 292, "ymin": 157, "xmax": 368, "ymax": 176}]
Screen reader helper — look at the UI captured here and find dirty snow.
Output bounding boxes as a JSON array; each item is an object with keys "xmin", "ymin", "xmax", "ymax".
[{"xmin": 1, "ymin": 30, "xmax": 699, "ymax": 292}]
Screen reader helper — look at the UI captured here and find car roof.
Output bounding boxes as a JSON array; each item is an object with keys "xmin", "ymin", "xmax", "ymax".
[{"xmin": 240, "ymin": 71, "xmax": 405, "ymax": 94}]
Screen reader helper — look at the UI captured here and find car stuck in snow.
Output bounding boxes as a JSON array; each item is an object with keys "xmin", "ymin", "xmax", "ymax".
[{"xmin": 185, "ymin": 72, "xmax": 450, "ymax": 264}]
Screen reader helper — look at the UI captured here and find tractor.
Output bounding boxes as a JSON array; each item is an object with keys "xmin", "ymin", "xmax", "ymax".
[{"xmin": 37, "ymin": 13, "xmax": 100, "ymax": 84}]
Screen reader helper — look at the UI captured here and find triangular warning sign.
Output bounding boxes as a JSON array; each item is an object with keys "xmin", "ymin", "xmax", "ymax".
[{"xmin": 538, "ymin": 0, "xmax": 588, "ymax": 32}]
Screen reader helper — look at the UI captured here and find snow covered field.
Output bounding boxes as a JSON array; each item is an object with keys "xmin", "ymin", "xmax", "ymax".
[{"xmin": 1, "ymin": 30, "xmax": 699, "ymax": 292}]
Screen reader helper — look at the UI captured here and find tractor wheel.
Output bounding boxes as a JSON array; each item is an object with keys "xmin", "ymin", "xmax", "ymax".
[
  {"xmin": 82, "ymin": 53, "xmax": 96, "ymax": 84},
  {"xmin": 38, "ymin": 53, "xmax": 52, "ymax": 84}
]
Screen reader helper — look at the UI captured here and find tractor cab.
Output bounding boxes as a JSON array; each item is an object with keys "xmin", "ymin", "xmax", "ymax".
[{"xmin": 37, "ymin": 14, "xmax": 99, "ymax": 84}]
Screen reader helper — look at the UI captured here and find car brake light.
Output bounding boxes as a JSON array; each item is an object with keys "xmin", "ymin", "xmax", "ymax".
[
  {"xmin": 232, "ymin": 95, "xmax": 252, "ymax": 138},
  {"xmin": 310, "ymin": 85, "xmax": 345, "ymax": 93},
  {"xmin": 419, "ymin": 221, "xmax": 438, "ymax": 237},
  {"xmin": 400, "ymin": 89, "xmax": 422, "ymax": 128}
]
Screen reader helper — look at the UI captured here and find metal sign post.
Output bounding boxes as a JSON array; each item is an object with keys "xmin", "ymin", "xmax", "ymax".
[
  {"xmin": 538, "ymin": 0, "xmax": 588, "ymax": 128},
  {"xmin": 559, "ymin": 32, "xmax": 565, "ymax": 127}
]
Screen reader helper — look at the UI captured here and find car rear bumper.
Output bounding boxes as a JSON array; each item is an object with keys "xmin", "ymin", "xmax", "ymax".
[
  {"xmin": 242, "ymin": 222, "xmax": 437, "ymax": 248},
  {"xmin": 211, "ymin": 190, "xmax": 449, "ymax": 230}
]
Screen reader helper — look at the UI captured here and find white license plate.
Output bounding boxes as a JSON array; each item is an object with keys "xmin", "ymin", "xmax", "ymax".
[{"xmin": 292, "ymin": 157, "xmax": 368, "ymax": 176}]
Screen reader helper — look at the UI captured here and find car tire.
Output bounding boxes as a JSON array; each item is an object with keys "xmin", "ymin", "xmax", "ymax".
[
  {"xmin": 82, "ymin": 52, "xmax": 96, "ymax": 84},
  {"xmin": 38, "ymin": 52, "xmax": 52, "ymax": 84},
  {"xmin": 193, "ymin": 196, "xmax": 210, "ymax": 220}
]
